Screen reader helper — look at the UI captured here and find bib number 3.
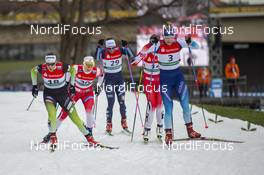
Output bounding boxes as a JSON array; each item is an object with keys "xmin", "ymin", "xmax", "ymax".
[{"xmin": 168, "ymin": 55, "xmax": 173, "ymax": 62}]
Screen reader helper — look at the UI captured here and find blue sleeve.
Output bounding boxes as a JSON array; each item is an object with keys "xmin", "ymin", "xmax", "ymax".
[
  {"xmin": 121, "ymin": 47, "xmax": 134, "ymax": 58},
  {"xmin": 95, "ymin": 46, "xmax": 104, "ymax": 61},
  {"xmin": 177, "ymin": 38, "xmax": 200, "ymax": 49},
  {"xmin": 190, "ymin": 41, "xmax": 200, "ymax": 49}
]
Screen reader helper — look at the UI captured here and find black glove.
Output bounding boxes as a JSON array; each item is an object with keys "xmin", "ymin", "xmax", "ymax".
[
  {"xmin": 65, "ymin": 82, "xmax": 69, "ymax": 88},
  {"xmin": 98, "ymin": 39, "xmax": 104, "ymax": 46},
  {"xmin": 121, "ymin": 40, "xmax": 128, "ymax": 47},
  {"xmin": 185, "ymin": 36, "xmax": 192, "ymax": 45},
  {"xmin": 32, "ymin": 85, "xmax": 38, "ymax": 98},
  {"xmin": 69, "ymin": 85, "xmax": 75, "ymax": 95},
  {"xmin": 150, "ymin": 34, "xmax": 159, "ymax": 44},
  {"xmin": 187, "ymin": 57, "xmax": 192, "ymax": 66}
]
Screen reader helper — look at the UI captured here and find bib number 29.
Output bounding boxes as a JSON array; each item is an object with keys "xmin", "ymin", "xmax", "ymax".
[{"xmin": 111, "ymin": 60, "xmax": 120, "ymax": 66}]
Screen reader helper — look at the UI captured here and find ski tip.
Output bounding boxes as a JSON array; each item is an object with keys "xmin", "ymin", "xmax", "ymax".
[
  {"xmin": 122, "ymin": 129, "xmax": 132, "ymax": 135},
  {"xmin": 105, "ymin": 131, "xmax": 114, "ymax": 136}
]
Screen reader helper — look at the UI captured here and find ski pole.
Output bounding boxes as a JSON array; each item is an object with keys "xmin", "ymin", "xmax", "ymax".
[
  {"xmin": 26, "ymin": 97, "xmax": 35, "ymax": 111},
  {"xmin": 94, "ymin": 94, "xmax": 98, "ymax": 127},
  {"xmin": 136, "ymin": 68, "xmax": 143, "ymax": 100},
  {"xmin": 188, "ymin": 46, "xmax": 208, "ymax": 128},
  {"xmin": 127, "ymin": 62, "xmax": 144, "ymax": 127},
  {"xmin": 93, "ymin": 76, "xmax": 105, "ymax": 128},
  {"xmin": 188, "ymin": 47, "xmax": 199, "ymax": 87},
  {"xmin": 125, "ymin": 53, "xmax": 144, "ymax": 142},
  {"xmin": 134, "ymin": 67, "xmax": 143, "ymax": 125},
  {"xmin": 127, "ymin": 66, "xmax": 144, "ymax": 142}
]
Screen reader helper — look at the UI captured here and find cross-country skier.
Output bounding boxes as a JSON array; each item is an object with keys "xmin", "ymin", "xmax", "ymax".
[
  {"xmin": 31, "ymin": 53, "xmax": 99, "ymax": 149},
  {"xmin": 139, "ymin": 23, "xmax": 201, "ymax": 145},
  {"xmin": 41, "ymin": 56, "xmax": 104, "ymax": 143},
  {"xmin": 95, "ymin": 38, "xmax": 134, "ymax": 135},
  {"xmin": 56, "ymin": 56, "xmax": 103, "ymax": 132},
  {"xmin": 131, "ymin": 34, "xmax": 164, "ymax": 142}
]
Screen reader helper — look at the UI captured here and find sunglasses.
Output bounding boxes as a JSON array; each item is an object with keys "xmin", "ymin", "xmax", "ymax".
[
  {"xmin": 47, "ymin": 63, "xmax": 56, "ymax": 66},
  {"xmin": 164, "ymin": 36, "xmax": 175, "ymax": 39},
  {"xmin": 85, "ymin": 64, "xmax": 93, "ymax": 68}
]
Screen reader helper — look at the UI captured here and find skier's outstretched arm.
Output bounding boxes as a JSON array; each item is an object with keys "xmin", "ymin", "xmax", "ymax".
[
  {"xmin": 30, "ymin": 65, "xmax": 41, "ymax": 98},
  {"xmin": 65, "ymin": 64, "xmax": 74, "ymax": 84},
  {"xmin": 131, "ymin": 41, "xmax": 157, "ymax": 67},
  {"xmin": 93, "ymin": 67, "xmax": 104, "ymax": 96},
  {"xmin": 96, "ymin": 67, "xmax": 104, "ymax": 85},
  {"xmin": 69, "ymin": 65, "xmax": 77, "ymax": 86},
  {"xmin": 31, "ymin": 66, "xmax": 38, "ymax": 86},
  {"xmin": 120, "ymin": 40, "xmax": 134, "ymax": 58},
  {"xmin": 95, "ymin": 39, "xmax": 105, "ymax": 71},
  {"xmin": 177, "ymin": 37, "xmax": 200, "ymax": 49}
]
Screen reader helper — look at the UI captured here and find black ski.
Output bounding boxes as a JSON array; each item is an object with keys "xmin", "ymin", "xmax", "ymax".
[
  {"xmin": 105, "ymin": 131, "xmax": 114, "ymax": 136},
  {"xmin": 33, "ymin": 142, "xmax": 57, "ymax": 152},
  {"xmin": 97, "ymin": 143, "xmax": 120, "ymax": 150},
  {"xmin": 84, "ymin": 143, "xmax": 119, "ymax": 150},
  {"xmin": 122, "ymin": 128, "xmax": 132, "ymax": 135},
  {"xmin": 173, "ymin": 137, "xmax": 244, "ymax": 143}
]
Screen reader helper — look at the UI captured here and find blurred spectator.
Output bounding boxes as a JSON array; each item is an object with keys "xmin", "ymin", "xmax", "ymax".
[
  {"xmin": 197, "ymin": 67, "xmax": 211, "ymax": 98},
  {"xmin": 225, "ymin": 56, "xmax": 240, "ymax": 97}
]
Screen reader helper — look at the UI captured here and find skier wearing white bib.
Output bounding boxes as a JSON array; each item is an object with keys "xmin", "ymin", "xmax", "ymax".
[
  {"xmin": 140, "ymin": 23, "xmax": 201, "ymax": 145},
  {"xmin": 95, "ymin": 38, "xmax": 134, "ymax": 135}
]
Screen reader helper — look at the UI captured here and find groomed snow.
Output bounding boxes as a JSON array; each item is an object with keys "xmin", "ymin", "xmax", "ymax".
[{"xmin": 0, "ymin": 92, "xmax": 263, "ymax": 175}]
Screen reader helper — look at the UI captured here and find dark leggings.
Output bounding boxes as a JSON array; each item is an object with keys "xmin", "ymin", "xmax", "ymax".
[
  {"xmin": 227, "ymin": 79, "xmax": 238, "ymax": 97},
  {"xmin": 104, "ymin": 72, "xmax": 127, "ymax": 123}
]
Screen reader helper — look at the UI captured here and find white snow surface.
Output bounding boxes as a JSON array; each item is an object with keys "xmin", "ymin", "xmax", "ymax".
[{"xmin": 0, "ymin": 92, "xmax": 263, "ymax": 175}]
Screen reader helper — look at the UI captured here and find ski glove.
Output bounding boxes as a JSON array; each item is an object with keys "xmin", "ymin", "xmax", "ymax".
[
  {"xmin": 69, "ymin": 85, "xmax": 75, "ymax": 96},
  {"xmin": 121, "ymin": 40, "xmax": 128, "ymax": 47},
  {"xmin": 98, "ymin": 39, "xmax": 105, "ymax": 46},
  {"xmin": 32, "ymin": 85, "xmax": 38, "ymax": 98},
  {"xmin": 150, "ymin": 34, "xmax": 159, "ymax": 44},
  {"xmin": 185, "ymin": 36, "xmax": 192, "ymax": 45}
]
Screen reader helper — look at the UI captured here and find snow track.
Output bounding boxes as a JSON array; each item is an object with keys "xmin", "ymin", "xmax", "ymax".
[{"xmin": 0, "ymin": 92, "xmax": 263, "ymax": 175}]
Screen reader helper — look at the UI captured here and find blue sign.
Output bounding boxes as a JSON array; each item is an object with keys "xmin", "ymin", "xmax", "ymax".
[{"xmin": 210, "ymin": 78, "xmax": 223, "ymax": 98}]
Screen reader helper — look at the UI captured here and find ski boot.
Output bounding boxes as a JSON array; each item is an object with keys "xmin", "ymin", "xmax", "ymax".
[
  {"xmin": 121, "ymin": 118, "xmax": 131, "ymax": 134},
  {"xmin": 156, "ymin": 124, "xmax": 163, "ymax": 140},
  {"xmin": 50, "ymin": 133, "xmax": 57, "ymax": 151},
  {"xmin": 41, "ymin": 132, "xmax": 52, "ymax": 143},
  {"xmin": 186, "ymin": 122, "xmax": 201, "ymax": 138},
  {"xmin": 106, "ymin": 122, "xmax": 113, "ymax": 135},
  {"xmin": 143, "ymin": 128, "xmax": 150, "ymax": 143},
  {"xmin": 85, "ymin": 125, "xmax": 93, "ymax": 135},
  {"xmin": 85, "ymin": 133, "xmax": 98, "ymax": 147},
  {"xmin": 165, "ymin": 129, "xmax": 173, "ymax": 146},
  {"xmin": 121, "ymin": 118, "xmax": 128, "ymax": 129}
]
